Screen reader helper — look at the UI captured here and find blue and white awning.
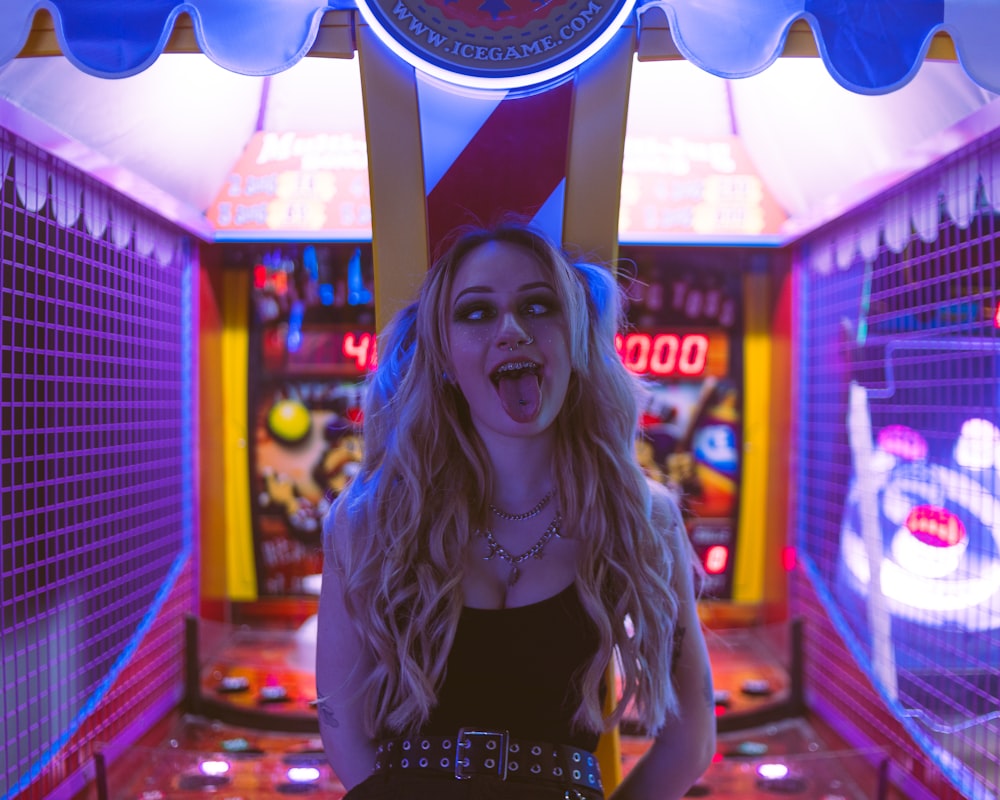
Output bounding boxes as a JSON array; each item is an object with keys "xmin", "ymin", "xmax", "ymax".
[{"xmin": 1, "ymin": 0, "xmax": 999, "ymax": 94}]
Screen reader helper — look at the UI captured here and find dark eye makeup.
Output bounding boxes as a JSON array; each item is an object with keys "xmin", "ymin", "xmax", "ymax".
[
  {"xmin": 521, "ymin": 293, "xmax": 559, "ymax": 316},
  {"xmin": 451, "ymin": 290, "xmax": 560, "ymax": 324},
  {"xmin": 452, "ymin": 301, "xmax": 494, "ymax": 323}
]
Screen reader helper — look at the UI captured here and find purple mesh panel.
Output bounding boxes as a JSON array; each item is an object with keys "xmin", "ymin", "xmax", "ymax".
[
  {"xmin": 1, "ymin": 131, "xmax": 194, "ymax": 800},
  {"xmin": 795, "ymin": 133, "xmax": 1000, "ymax": 799}
]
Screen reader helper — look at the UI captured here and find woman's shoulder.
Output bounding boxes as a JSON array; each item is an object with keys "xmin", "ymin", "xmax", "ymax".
[
  {"xmin": 646, "ymin": 478, "xmax": 684, "ymax": 531},
  {"xmin": 322, "ymin": 495, "xmax": 353, "ymax": 563}
]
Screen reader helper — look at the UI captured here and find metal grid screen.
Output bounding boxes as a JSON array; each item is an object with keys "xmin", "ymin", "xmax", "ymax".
[
  {"xmin": 795, "ymin": 134, "xmax": 1000, "ymax": 799},
  {"xmin": 1, "ymin": 131, "xmax": 195, "ymax": 800}
]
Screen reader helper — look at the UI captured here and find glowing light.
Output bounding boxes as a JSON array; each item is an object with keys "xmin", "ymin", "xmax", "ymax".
[
  {"xmin": 781, "ymin": 546, "xmax": 797, "ymax": 572},
  {"xmin": 954, "ymin": 417, "xmax": 1000, "ymax": 469},
  {"xmin": 756, "ymin": 763, "xmax": 789, "ymax": 780},
  {"xmin": 353, "ymin": 0, "xmax": 638, "ymax": 91},
  {"xmin": 343, "ymin": 332, "xmax": 377, "ymax": 371},
  {"xmin": 704, "ymin": 545, "xmax": 729, "ymax": 575},
  {"xmin": 839, "ymin": 486, "xmax": 1000, "ymax": 625},
  {"xmin": 272, "ymin": 270, "xmax": 288, "ymax": 295},
  {"xmin": 253, "ymin": 264, "xmax": 267, "ymax": 289},
  {"xmin": 347, "ymin": 247, "xmax": 372, "ymax": 305},
  {"xmin": 615, "ymin": 332, "xmax": 710, "ymax": 376},
  {"xmin": 287, "ymin": 301, "xmax": 304, "ymax": 353},
  {"xmin": 876, "ymin": 424, "xmax": 927, "ymax": 461},
  {"xmin": 287, "ymin": 767, "xmax": 321, "ymax": 784},
  {"xmin": 199, "ymin": 760, "xmax": 230, "ymax": 777},
  {"xmin": 905, "ymin": 505, "xmax": 966, "ymax": 548},
  {"xmin": 891, "ymin": 504, "xmax": 969, "ymax": 579}
]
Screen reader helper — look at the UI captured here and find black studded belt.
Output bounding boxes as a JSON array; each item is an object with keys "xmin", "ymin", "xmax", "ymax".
[{"xmin": 373, "ymin": 728, "xmax": 603, "ymax": 796}]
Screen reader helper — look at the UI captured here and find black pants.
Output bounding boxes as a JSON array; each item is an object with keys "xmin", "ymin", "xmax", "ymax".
[{"xmin": 344, "ymin": 771, "xmax": 604, "ymax": 799}]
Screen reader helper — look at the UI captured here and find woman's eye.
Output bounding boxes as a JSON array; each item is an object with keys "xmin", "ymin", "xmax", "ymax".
[
  {"xmin": 454, "ymin": 304, "xmax": 492, "ymax": 322},
  {"xmin": 522, "ymin": 298, "xmax": 554, "ymax": 316}
]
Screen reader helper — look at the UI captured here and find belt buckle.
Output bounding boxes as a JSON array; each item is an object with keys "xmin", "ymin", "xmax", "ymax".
[{"xmin": 454, "ymin": 728, "xmax": 509, "ymax": 781}]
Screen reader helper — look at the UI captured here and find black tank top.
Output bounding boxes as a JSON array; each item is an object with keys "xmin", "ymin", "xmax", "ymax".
[{"xmin": 419, "ymin": 583, "xmax": 602, "ymax": 752}]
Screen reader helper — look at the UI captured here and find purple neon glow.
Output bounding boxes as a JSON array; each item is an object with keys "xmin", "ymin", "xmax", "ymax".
[
  {"xmin": 794, "ymin": 127, "xmax": 1000, "ymax": 798},
  {"xmin": 1, "ymin": 130, "xmax": 192, "ymax": 800}
]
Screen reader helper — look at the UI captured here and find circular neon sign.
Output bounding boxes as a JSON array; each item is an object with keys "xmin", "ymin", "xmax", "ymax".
[{"xmin": 355, "ymin": 0, "xmax": 637, "ymax": 89}]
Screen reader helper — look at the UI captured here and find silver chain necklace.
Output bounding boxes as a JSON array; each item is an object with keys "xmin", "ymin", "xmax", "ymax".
[
  {"xmin": 481, "ymin": 513, "xmax": 562, "ymax": 586},
  {"xmin": 489, "ymin": 489, "xmax": 555, "ymax": 521}
]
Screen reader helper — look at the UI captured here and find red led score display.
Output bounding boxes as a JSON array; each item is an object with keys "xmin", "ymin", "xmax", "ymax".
[
  {"xmin": 341, "ymin": 332, "xmax": 377, "ymax": 371},
  {"xmin": 280, "ymin": 328, "xmax": 729, "ymax": 378},
  {"xmin": 615, "ymin": 330, "xmax": 730, "ymax": 378},
  {"xmin": 279, "ymin": 328, "xmax": 378, "ymax": 374}
]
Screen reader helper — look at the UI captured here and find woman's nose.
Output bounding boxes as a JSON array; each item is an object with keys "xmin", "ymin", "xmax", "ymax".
[{"xmin": 495, "ymin": 312, "xmax": 530, "ymax": 350}]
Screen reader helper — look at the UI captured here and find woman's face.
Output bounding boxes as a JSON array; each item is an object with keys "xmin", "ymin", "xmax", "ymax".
[{"xmin": 446, "ymin": 239, "xmax": 572, "ymax": 446}]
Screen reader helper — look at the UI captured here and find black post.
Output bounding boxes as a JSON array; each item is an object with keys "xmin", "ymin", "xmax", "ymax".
[
  {"xmin": 876, "ymin": 754, "xmax": 890, "ymax": 800},
  {"xmin": 183, "ymin": 614, "xmax": 202, "ymax": 715},
  {"xmin": 788, "ymin": 616, "xmax": 806, "ymax": 716},
  {"xmin": 95, "ymin": 751, "xmax": 108, "ymax": 800}
]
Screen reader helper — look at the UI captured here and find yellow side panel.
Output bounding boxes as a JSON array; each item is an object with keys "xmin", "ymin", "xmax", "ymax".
[
  {"xmin": 221, "ymin": 268, "xmax": 257, "ymax": 600},
  {"xmin": 732, "ymin": 271, "xmax": 771, "ymax": 604},
  {"xmin": 596, "ymin": 661, "xmax": 624, "ymax": 789},
  {"xmin": 198, "ymin": 265, "xmax": 228, "ymax": 602}
]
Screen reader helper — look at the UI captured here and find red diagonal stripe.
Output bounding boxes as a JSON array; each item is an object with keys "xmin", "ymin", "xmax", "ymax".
[{"xmin": 426, "ymin": 79, "xmax": 574, "ymax": 255}]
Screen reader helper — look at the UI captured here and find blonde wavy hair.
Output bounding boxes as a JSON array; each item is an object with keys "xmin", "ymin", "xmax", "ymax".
[{"xmin": 327, "ymin": 223, "xmax": 681, "ymax": 739}]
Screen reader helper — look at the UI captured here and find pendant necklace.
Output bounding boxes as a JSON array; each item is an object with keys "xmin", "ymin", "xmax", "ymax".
[{"xmin": 481, "ymin": 513, "xmax": 562, "ymax": 587}]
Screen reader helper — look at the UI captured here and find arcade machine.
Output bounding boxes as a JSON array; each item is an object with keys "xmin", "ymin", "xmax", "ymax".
[
  {"xmin": 825, "ymin": 245, "xmax": 1000, "ymax": 787},
  {"xmin": 240, "ymin": 242, "xmax": 373, "ymax": 600},
  {"xmin": 618, "ymin": 247, "xmax": 745, "ymax": 600},
  {"xmin": 612, "ymin": 245, "xmax": 809, "ymax": 734},
  {"xmin": 179, "ymin": 243, "xmax": 375, "ymax": 746}
]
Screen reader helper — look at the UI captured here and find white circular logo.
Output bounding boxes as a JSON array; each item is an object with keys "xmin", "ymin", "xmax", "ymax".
[{"xmin": 356, "ymin": 0, "xmax": 637, "ymax": 88}]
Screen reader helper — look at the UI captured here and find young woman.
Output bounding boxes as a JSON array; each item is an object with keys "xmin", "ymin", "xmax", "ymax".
[{"xmin": 316, "ymin": 223, "xmax": 715, "ymax": 799}]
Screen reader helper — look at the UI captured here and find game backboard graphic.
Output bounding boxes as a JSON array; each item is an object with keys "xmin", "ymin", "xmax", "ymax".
[
  {"xmin": 797, "ymin": 215, "xmax": 1000, "ymax": 798},
  {"xmin": 619, "ymin": 247, "xmax": 744, "ymax": 598},
  {"xmin": 234, "ymin": 243, "xmax": 375, "ymax": 596}
]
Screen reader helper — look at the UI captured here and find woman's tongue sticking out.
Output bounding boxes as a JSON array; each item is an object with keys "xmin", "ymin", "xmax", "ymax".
[{"xmin": 497, "ymin": 367, "xmax": 541, "ymax": 423}]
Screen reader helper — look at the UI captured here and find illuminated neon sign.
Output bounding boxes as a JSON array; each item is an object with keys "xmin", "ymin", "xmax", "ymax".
[
  {"xmin": 343, "ymin": 332, "xmax": 378, "ymax": 372},
  {"xmin": 353, "ymin": 0, "xmax": 638, "ymax": 89},
  {"xmin": 615, "ymin": 331, "xmax": 729, "ymax": 378}
]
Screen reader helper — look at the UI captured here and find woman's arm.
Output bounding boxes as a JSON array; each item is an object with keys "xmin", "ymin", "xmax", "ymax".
[
  {"xmin": 315, "ymin": 502, "xmax": 379, "ymax": 789},
  {"xmin": 609, "ymin": 486, "xmax": 716, "ymax": 799}
]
